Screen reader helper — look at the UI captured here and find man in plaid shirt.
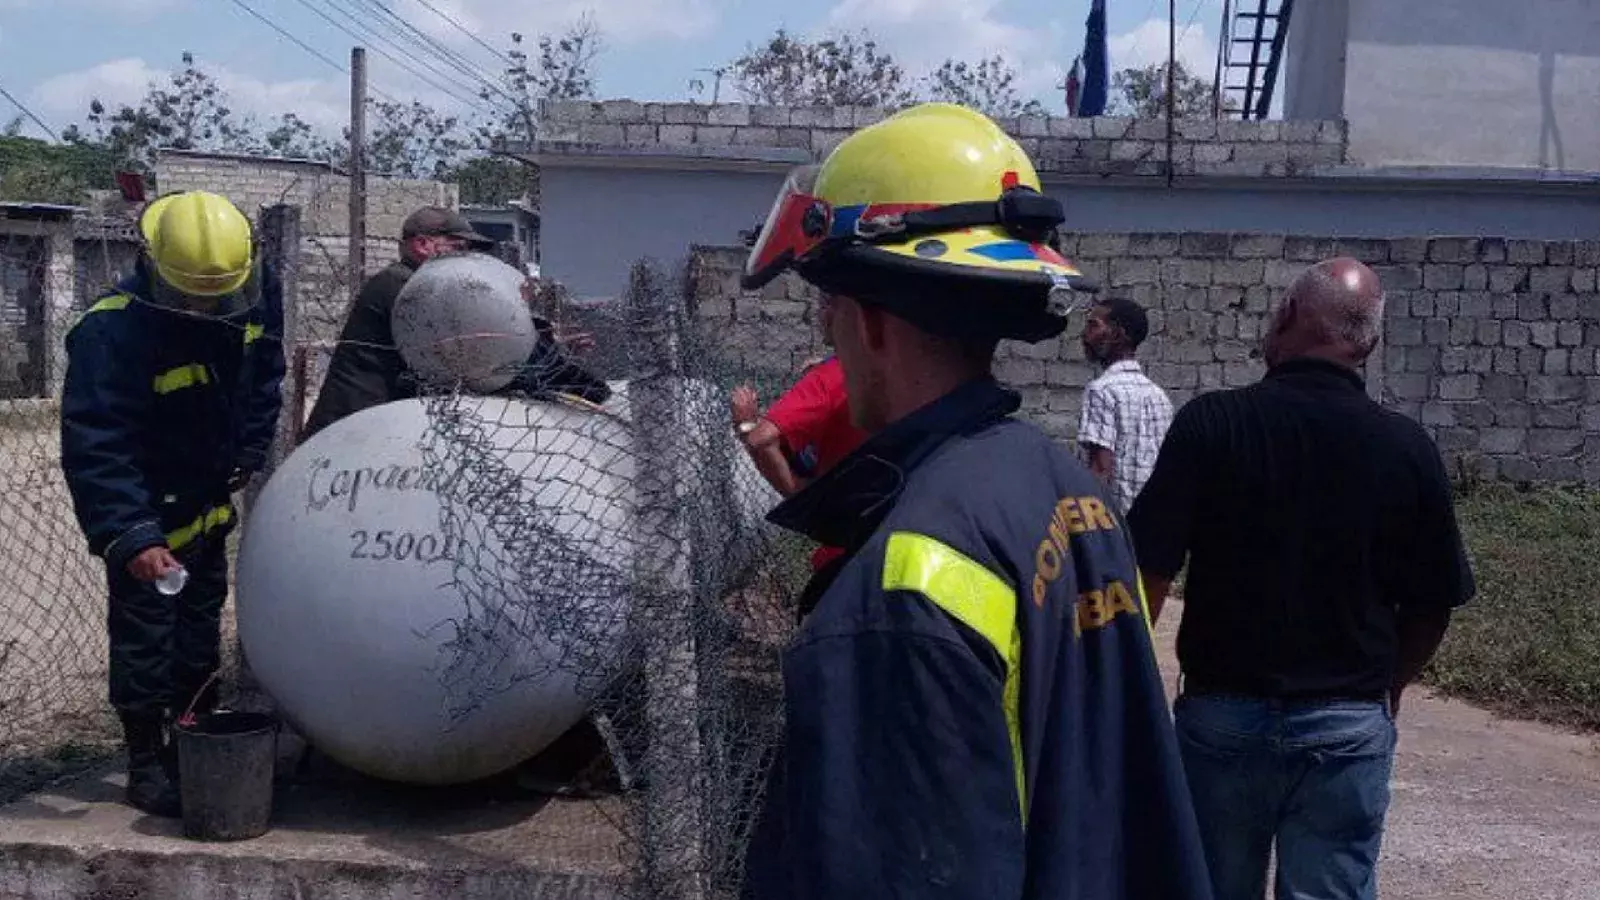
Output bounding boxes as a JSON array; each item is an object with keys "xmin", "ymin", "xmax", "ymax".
[{"xmin": 1078, "ymin": 297, "xmax": 1173, "ymax": 513}]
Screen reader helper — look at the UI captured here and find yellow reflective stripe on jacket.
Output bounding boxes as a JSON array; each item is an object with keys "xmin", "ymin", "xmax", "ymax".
[
  {"xmin": 152, "ymin": 364, "xmax": 211, "ymax": 395},
  {"xmin": 70, "ymin": 293, "xmax": 133, "ymax": 334},
  {"xmin": 882, "ymin": 531, "xmax": 1026, "ymax": 823},
  {"xmin": 244, "ymin": 323, "xmax": 264, "ymax": 345},
  {"xmin": 1135, "ymin": 569, "xmax": 1154, "ymax": 633},
  {"xmin": 88, "ymin": 294, "xmax": 132, "ymax": 314},
  {"xmin": 166, "ymin": 505, "xmax": 233, "ymax": 552}
]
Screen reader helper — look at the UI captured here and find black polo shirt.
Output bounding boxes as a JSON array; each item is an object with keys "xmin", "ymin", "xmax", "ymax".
[{"xmin": 1128, "ymin": 357, "xmax": 1476, "ymax": 700}]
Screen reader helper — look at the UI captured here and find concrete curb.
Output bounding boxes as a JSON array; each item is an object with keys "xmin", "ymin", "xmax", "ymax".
[{"xmin": 0, "ymin": 841, "xmax": 620, "ymax": 900}]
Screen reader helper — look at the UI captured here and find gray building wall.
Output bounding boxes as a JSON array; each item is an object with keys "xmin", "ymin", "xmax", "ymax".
[
  {"xmin": 533, "ymin": 100, "xmax": 1600, "ymax": 301},
  {"xmin": 1285, "ymin": 0, "xmax": 1600, "ymax": 172},
  {"xmin": 690, "ymin": 236, "xmax": 1600, "ymax": 485},
  {"xmin": 544, "ymin": 165, "xmax": 1600, "ymax": 300}
]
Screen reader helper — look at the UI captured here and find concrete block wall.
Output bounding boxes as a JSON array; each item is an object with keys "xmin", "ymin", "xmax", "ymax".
[
  {"xmin": 688, "ymin": 235, "xmax": 1600, "ymax": 484},
  {"xmin": 154, "ymin": 151, "xmax": 457, "ymax": 239},
  {"xmin": 538, "ymin": 100, "xmax": 1350, "ymax": 178}
]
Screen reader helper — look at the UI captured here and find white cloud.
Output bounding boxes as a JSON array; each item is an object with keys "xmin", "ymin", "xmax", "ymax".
[
  {"xmin": 32, "ymin": 57, "xmax": 162, "ymax": 123},
  {"xmin": 826, "ymin": 0, "xmax": 1070, "ymax": 106},
  {"xmin": 0, "ymin": 0, "xmax": 178, "ymax": 11},
  {"xmin": 393, "ymin": 0, "xmax": 722, "ymax": 47},
  {"xmin": 1109, "ymin": 17, "xmax": 1216, "ymax": 77},
  {"xmin": 31, "ymin": 57, "xmax": 348, "ymax": 135}
]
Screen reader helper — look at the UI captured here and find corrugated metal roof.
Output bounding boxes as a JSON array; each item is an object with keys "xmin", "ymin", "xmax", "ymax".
[{"xmin": 0, "ymin": 201, "xmax": 83, "ymax": 219}]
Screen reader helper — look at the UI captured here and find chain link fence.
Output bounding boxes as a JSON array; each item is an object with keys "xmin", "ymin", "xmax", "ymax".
[
  {"xmin": 0, "ymin": 181, "xmax": 827, "ymax": 898},
  {"xmin": 402, "ymin": 253, "xmax": 822, "ymax": 897},
  {"xmin": 0, "ymin": 210, "xmax": 142, "ymax": 800}
]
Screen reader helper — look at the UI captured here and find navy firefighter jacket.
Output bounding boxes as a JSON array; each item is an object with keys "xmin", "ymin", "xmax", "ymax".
[
  {"xmin": 60, "ymin": 260, "xmax": 286, "ymax": 572},
  {"xmin": 744, "ymin": 378, "xmax": 1213, "ymax": 900}
]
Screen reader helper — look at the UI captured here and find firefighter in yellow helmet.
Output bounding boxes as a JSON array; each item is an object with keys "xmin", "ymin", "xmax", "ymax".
[
  {"xmin": 740, "ymin": 104, "xmax": 1213, "ymax": 900},
  {"xmin": 59, "ymin": 190, "xmax": 285, "ymax": 817}
]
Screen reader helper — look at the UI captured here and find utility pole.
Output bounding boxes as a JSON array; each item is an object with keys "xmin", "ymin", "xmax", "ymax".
[
  {"xmin": 349, "ymin": 46, "xmax": 367, "ymax": 303},
  {"xmin": 1166, "ymin": 0, "xmax": 1177, "ymax": 187}
]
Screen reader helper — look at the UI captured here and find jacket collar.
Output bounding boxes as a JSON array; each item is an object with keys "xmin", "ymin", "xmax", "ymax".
[
  {"xmin": 767, "ymin": 376, "xmax": 1021, "ymax": 549},
  {"xmin": 1265, "ymin": 356, "xmax": 1366, "ymax": 391}
]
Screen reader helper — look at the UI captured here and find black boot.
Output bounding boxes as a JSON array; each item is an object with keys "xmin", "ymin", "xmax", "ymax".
[{"xmin": 122, "ymin": 716, "xmax": 181, "ymax": 818}]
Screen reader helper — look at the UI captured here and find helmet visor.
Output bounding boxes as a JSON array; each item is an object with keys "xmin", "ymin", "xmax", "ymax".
[
  {"xmin": 149, "ymin": 259, "xmax": 263, "ymax": 318},
  {"xmin": 742, "ymin": 165, "xmax": 832, "ymax": 290}
]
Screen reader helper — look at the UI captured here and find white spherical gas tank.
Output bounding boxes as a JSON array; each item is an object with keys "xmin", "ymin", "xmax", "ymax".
[
  {"xmin": 237, "ymin": 380, "xmax": 782, "ymax": 785},
  {"xmin": 238, "ymin": 394, "xmax": 637, "ymax": 784},
  {"xmin": 392, "ymin": 253, "xmax": 536, "ymax": 393}
]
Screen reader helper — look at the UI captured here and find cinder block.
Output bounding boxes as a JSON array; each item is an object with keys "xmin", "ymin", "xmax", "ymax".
[
  {"xmin": 1213, "ymin": 259, "xmax": 1265, "ymax": 287},
  {"xmin": 1507, "ymin": 240, "xmax": 1548, "ymax": 265},
  {"xmin": 601, "ymin": 100, "xmax": 646, "ymax": 123},
  {"xmin": 707, "ymin": 104, "xmax": 751, "ymax": 127},
  {"xmin": 663, "ymin": 103, "xmax": 710, "ymax": 125},
  {"xmin": 1162, "ymin": 257, "xmax": 1212, "ymax": 286},
  {"xmin": 696, "ymin": 125, "xmax": 736, "ymax": 144},
  {"xmin": 1049, "ymin": 117, "xmax": 1097, "ymax": 139},
  {"xmin": 733, "ymin": 127, "xmax": 780, "ymax": 146},
  {"xmin": 1527, "ymin": 428, "xmax": 1584, "ymax": 457},
  {"xmin": 1231, "ymin": 234, "xmax": 1285, "ymax": 259},
  {"xmin": 751, "ymin": 106, "xmax": 792, "ymax": 127},
  {"xmin": 1092, "ymin": 117, "xmax": 1133, "ymax": 139}
]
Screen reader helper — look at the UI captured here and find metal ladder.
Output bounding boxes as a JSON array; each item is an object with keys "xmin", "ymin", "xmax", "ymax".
[{"xmin": 1216, "ymin": 0, "xmax": 1295, "ymax": 119}]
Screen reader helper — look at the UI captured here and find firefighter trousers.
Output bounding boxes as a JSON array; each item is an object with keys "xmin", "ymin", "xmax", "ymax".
[{"xmin": 105, "ymin": 534, "xmax": 230, "ymax": 721}]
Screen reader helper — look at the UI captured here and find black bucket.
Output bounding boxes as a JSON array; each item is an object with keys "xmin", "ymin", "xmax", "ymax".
[{"xmin": 175, "ymin": 711, "xmax": 277, "ymax": 841}]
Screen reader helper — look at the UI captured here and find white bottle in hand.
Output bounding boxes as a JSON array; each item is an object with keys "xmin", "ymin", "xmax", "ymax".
[{"xmin": 155, "ymin": 566, "xmax": 190, "ymax": 596}]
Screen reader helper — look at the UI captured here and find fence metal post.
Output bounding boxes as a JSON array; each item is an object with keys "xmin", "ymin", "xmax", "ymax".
[
  {"xmin": 236, "ymin": 202, "xmax": 301, "ymax": 712},
  {"xmin": 626, "ymin": 259, "xmax": 706, "ymax": 900},
  {"xmin": 42, "ymin": 225, "xmax": 77, "ymax": 398}
]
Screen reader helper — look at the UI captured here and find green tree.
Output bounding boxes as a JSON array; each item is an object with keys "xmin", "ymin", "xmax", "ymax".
[
  {"xmin": 1111, "ymin": 59, "xmax": 1222, "ymax": 118},
  {"xmin": 67, "ymin": 52, "xmax": 257, "ymax": 172},
  {"xmin": 359, "ymin": 99, "xmax": 469, "ymax": 178},
  {"xmin": 0, "ymin": 135, "xmax": 119, "ymax": 204},
  {"xmin": 448, "ymin": 156, "xmax": 536, "ymax": 206},
  {"xmin": 728, "ymin": 28, "xmax": 916, "ymax": 108},
  {"xmin": 479, "ymin": 16, "xmax": 603, "ymax": 148},
  {"xmin": 926, "ymin": 55, "xmax": 1046, "ymax": 118},
  {"xmin": 451, "ymin": 19, "xmax": 602, "ymax": 207},
  {"xmin": 259, "ymin": 112, "xmax": 336, "ymax": 161}
]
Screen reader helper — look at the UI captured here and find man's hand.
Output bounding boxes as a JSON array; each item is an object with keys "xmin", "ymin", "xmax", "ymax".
[
  {"xmin": 731, "ymin": 385, "xmax": 761, "ymax": 425},
  {"xmin": 554, "ymin": 326, "xmax": 596, "ymax": 355},
  {"xmin": 127, "ymin": 546, "xmax": 182, "ymax": 583}
]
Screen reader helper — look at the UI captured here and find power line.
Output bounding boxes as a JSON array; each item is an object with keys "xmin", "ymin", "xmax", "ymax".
[
  {"xmin": 291, "ymin": 0, "xmax": 490, "ymax": 111},
  {"xmin": 1177, "ymin": 0, "xmax": 1211, "ymax": 48},
  {"xmin": 404, "ymin": 0, "xmax": 513, "ymax": 68},
  {"xmin": 0, "ymin": 82, "xmax": 60, "ymax": 142},
  {"xmin": 223, "ymin": 0, "xmax": 400, "ymax": 104},
  {"xmin": 350, "ymin": 0, "xmax": 510, "ymax": 100},
  {"xmin": 317, "ymin": 0, "xmax": 495, "ymax": 105}
]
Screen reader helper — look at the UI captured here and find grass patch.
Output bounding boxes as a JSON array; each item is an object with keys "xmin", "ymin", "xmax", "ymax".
[{"xmin": 1424, "ymin": 484, "xmax": 1600, "ymax": 732}]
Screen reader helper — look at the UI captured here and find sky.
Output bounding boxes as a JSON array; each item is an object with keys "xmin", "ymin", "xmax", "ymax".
[{"xmin": 0, "ymin": 0, "xmax": 1231, "ymax": 142}]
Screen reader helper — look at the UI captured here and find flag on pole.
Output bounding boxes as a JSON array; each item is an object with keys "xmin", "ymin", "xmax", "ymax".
[
  {"xmin": 1064, "ymin": 56, "xmax": 1083, "ymax": 116},
  {"xmin": 1078, "ymin": 0, "xmax": 1110, "ymax": 117}
]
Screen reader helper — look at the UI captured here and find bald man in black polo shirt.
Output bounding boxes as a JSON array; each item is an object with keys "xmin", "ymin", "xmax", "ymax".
[{"xmin": 1129, "ymin": 257, "xmax": 1475, "ymax": 900}]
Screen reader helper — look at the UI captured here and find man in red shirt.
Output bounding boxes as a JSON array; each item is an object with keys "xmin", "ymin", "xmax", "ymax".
[{"xmin": 730, "ymin": 351, "xmax": 868, "ymax": 576}]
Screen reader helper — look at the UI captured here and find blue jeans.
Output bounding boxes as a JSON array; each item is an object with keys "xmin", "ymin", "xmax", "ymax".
[{"xmin": 1174, "ymin": 694, "xmax": 1397, "ymax": 900}]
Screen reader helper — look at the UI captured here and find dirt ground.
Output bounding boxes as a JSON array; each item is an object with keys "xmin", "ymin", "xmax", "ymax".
[
  {"xmin": 1152, "ymin": 600, "xmax": 1600, "ymax": 900},
  {"xmin": 5, "ymin": 401, "xmax": 1597, "ymax": 895}
]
